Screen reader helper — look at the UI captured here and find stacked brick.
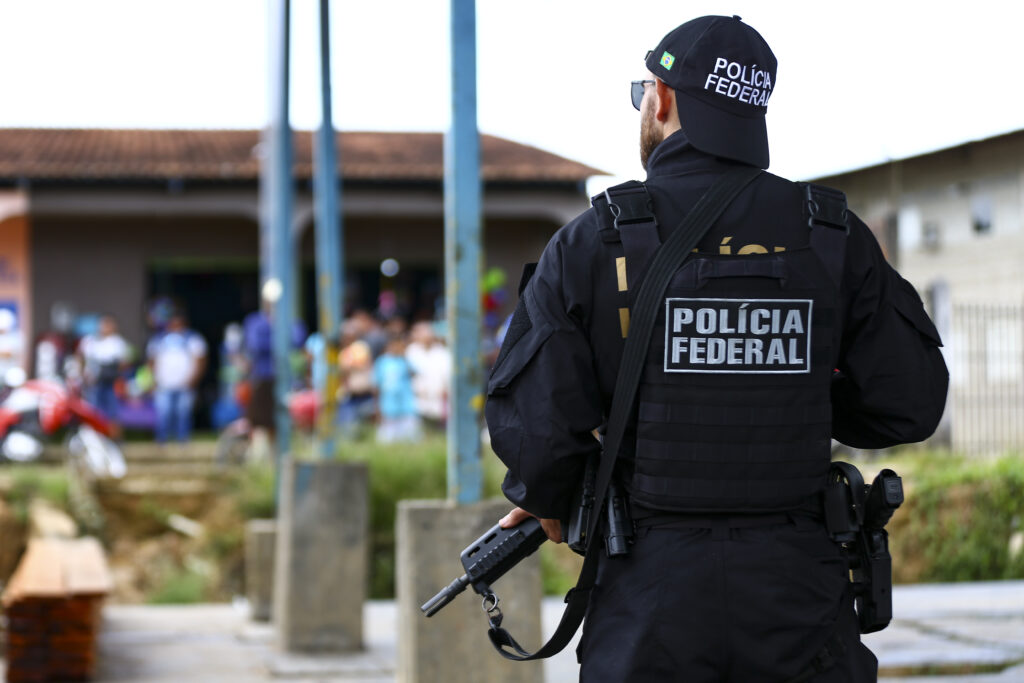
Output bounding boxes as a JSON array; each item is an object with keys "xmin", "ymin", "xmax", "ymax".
[{"xmin": 1, "ymin": 538, "xmax": 112, "ymax": 682}]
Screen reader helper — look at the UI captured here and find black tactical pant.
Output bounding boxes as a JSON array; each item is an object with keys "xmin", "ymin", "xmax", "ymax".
[{"xmin": 577, "ymin": 515, "xmax": 878, "ymax": 682}]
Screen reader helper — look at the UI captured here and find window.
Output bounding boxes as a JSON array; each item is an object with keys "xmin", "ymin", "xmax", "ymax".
[
  {"xmin": 971, "ymin": 196, "xmax": 993, "ymax": 235},
  {"xmin": 922, "ymin": 222, "xmax": 942, "ymax": 252}
]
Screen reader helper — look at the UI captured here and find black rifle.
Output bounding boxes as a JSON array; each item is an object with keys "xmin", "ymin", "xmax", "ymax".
[
  {"xmin": 421, "ymin": 517, "xmax": 547, "ymax": 617},
  {"xmin": 825, "ymin": 463, "xmax": 904, "ymax": 633}
]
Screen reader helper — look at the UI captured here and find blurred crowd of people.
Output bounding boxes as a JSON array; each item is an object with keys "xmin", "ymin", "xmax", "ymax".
[
  {"xmin": 30, "ymin": 300, "xmax": 209, "ymax": 444},
  {"xmin": 221, "ymin": 309, "xmax": 452, "ymax": 445},
  {"xmin": 20, "ymin": 297, "xmax": 458, "ymax": 447},
  {"xmin": 335, "ymin": 312, "xmax": 451, "ymax": 443}
]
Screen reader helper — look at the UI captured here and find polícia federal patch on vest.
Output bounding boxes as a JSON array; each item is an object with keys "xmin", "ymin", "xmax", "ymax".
[{"xmin": 664, "ymin": 298, "xmax": 812, "ymax": 374}]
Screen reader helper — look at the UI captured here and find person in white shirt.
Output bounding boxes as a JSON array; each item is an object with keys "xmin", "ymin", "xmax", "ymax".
[
  {"xmin": 146, "ymin": 312, "xmax": 207, "ymax": 443},
  {"xmin": 405, "ymin": 321, "xmax": 451, "ymax": 428},
  {"xmin": 79, "ymin": 314, "xmax": 130, "ymax": 427}
]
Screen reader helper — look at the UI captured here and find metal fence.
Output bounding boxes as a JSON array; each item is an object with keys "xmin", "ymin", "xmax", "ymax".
[{"xmin": 948, "ymin": 302, "xmax": 1024, "ymax": 456}]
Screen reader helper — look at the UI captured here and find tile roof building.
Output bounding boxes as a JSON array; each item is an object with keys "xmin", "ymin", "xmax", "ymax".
[
  {"xmin": 0, "ymin": 128, "xmax": 605, "ymax": 427},
  {"xmin": 0, "ymin": 128, "xmax": 600, "ymax": 184}
]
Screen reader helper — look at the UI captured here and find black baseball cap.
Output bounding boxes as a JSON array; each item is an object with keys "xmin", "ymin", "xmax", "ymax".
[{"xmin": 645, "ymin": 15, "xmax": 777, "ymax": 168}]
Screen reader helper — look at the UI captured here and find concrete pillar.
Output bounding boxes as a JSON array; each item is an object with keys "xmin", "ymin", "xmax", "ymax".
[
  {"xmin": 396, "ymin": 499, "xmax": 543, "ymax": 683},
  {"xmin": 273, "ymin": 459, "xmax": 369, "ymax": 652},
  {"xmin": 245, "ymin": 519, "xmax": 277, "ymax": 622}
]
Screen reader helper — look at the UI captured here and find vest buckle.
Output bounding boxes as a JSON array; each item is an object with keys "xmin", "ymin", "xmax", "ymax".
[
  {"xmin": 804, "ymin": 184, "xmax": 849, "ymax": 233},
  {"xmin": 604, "ymin": 183, "xmax": 658, "ymax": 231}
]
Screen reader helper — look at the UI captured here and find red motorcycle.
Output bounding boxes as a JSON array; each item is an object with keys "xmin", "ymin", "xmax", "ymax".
[{"xmin": 0, "ymin": 373, "xmax": 126, "ymax": 478}]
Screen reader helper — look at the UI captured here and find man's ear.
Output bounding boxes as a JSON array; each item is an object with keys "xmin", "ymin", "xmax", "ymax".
[{"xmin": 655, "ymin": 79, "xmax": 674, "ymax": 122}]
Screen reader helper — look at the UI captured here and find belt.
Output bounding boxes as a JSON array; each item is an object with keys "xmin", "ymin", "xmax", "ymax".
[
  {"xmin": 634, "ymin": 506, "xmax": 824, "ymax": 540},
  {"xmin": 636, "ymin": 512, "xmax": 792, "ymax": 530}
]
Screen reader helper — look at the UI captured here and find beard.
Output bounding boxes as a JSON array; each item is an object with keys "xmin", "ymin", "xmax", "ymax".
[{"xmin": 639, "ymin": 102, "xmax": 662, "ymax": 171}]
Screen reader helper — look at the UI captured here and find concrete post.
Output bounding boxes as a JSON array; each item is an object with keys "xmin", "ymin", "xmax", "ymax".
[
  {"xmin": 273, "ymin": 458, "xmax": 369, "ymax": 652},
  {"xmin": 245, "ymin": 519, "xmax": 277, "ymax": 622},
  {"xmin": 396, "ymin": 499, "xmax": 543, "ymax": 683}
]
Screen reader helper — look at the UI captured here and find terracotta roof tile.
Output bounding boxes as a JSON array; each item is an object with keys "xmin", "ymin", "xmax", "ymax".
[{"xmin": 0, "ymin": 128, "xmax": 605, "ymax": 183}]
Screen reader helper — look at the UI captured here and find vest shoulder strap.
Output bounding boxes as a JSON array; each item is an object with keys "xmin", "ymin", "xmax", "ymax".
[
  {"xmin": 591, "ymin": 180, "xmax": 658, "ymax": 241},
  {"xmin": 800, "ymin": 182, "xmax": 849, "ymax": 288},
  {"xmin": 592, "ymin": 181, "xmax": 661, "ymax": 289}
]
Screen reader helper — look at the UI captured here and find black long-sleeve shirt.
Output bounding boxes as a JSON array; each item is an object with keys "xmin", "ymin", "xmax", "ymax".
[{"xmin": 485, "ymin": 132, "xmax": 949, "ymax": 521}]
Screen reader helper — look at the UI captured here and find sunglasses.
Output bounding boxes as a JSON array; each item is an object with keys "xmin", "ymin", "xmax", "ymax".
[{"xmin": 630, "ymin": 80, "xmax": 655, "ymax": 111}]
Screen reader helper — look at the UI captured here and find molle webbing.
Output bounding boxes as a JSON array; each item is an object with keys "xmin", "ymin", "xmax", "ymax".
[
  {"xmin": 624, "ymin": 183, "xmax": 848, "ymax": 514},
  {"xmin": 638, "ymin": 402, "xmax": 831, "ymax": 427}
]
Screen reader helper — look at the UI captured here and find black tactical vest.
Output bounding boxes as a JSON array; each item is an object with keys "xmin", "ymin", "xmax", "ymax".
[{"xmin": 594, "ymin": 177, "xmax": 847, "ymax": 513}]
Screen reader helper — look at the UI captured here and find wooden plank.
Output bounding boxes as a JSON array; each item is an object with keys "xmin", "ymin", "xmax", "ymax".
[
  {"xmin": 2, "ymin": 540, "xmax": 65, "ymax": 605},
  {"xmin": 63, "ymin": 538, "xmax": 113, "ymax": 596},
  {"xmin": 2, "ymin": 537, "xmax": 113, "ymax": 605},
  {"xmin": 2, "ymin": 535, "xmax": 110, "ymax": 682}
]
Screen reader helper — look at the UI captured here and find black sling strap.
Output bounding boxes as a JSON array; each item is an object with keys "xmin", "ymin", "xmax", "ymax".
[{"xmin": 488, "ymin": 165, "xmax": 762, "ymax": 661}]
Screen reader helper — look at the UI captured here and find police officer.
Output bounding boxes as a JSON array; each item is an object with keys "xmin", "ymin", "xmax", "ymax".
[{"xmin": 487, "ymin": 15, "xmax": 948, "ymax": 683}]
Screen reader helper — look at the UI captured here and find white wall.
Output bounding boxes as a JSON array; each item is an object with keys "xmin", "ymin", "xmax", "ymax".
[{"xmin": 818, "ymin": 133, "xmax": 1024, "ymax": 304}]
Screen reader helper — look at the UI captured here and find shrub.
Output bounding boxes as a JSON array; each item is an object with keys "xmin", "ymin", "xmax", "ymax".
[
  {"xmin": 229, "ymin": 437, "xmax": 581, "ymax": 598},
  {"xmin": 231, "ymin": 462, "xmax": 276, "ymax": 520},
  {"xmin": 336, "ymin": 435, "xmax": 510, "ymax": 598},
  {"xmin": 889, "ymin": 452, "xmax": 1024, "ymax": 583}
]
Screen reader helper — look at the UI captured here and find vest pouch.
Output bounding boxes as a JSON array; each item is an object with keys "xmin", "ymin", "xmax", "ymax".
[
  {"xmin": 487, "ymin": 289, "xmax": 554, "ymax": 396},
  {"xmin": 685, "ymin": 256, "xmax": 790, "ymax": 290},
  {"xmin": 892, "ymin": 277, "xmax": 942, "ymax": 347}
]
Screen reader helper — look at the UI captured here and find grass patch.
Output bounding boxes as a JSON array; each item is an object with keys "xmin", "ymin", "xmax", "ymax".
[
  {"xmin": 231, "ymin": 462, "xmax": 276, "ymax": 520},
  {"xmin": 146, "ymin": 567, "xmax": 209, "ymax": 604},
  {"xmin": 3, "ymin": 466, "xmax": 70, "ymax": 524},
  {"xmin": 334, "ymin": 435, "xmax": 508, "ymax": 598}
]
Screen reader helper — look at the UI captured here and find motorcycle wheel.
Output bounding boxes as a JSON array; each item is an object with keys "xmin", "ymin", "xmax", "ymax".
[{"xmin": 0, "ymin": 430, "xmax": 45, "ymax": 463}]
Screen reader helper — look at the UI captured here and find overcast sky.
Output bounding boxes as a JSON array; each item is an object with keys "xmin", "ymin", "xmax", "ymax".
[{"xmin": 2, "ymin": 0, "xmax": 1022, "ymax": 187}]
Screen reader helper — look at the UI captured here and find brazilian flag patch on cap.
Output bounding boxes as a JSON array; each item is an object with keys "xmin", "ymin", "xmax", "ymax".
[{"xmin": 660, "ymin": 51, "xmax": 675, "ymax": 70}]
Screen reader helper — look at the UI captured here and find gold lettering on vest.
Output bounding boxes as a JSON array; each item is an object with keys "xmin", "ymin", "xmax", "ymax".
[
  {"xmin": 616, "ymin": 257, "xmax": 628, "ymax": 292},
  {"xmin": 619, "ymin": 308, "xmax": 631, "ymax": 338}
]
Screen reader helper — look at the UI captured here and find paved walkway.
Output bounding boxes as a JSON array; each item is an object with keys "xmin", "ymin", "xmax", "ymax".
[
  {"xmin": 8, "ymin": 580, "xmax": 1019, "ymax": 682},
  {"xmin": 869, "ymin": 581, "xmax": 1024, "ymax": 682}
]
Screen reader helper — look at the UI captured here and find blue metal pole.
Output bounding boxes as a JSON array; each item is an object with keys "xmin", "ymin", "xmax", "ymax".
[
  {"xmin": 265, "ymin": 0, "xmax": 294, "ymax": 488},
  {"xmin": 445, "ymin": 0, "xmax": 483, "ymax": 504},
  {"xmin": 313, "ymin": 0, "xmax": 343, "ymax": 460}
]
